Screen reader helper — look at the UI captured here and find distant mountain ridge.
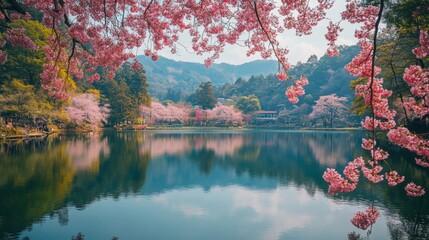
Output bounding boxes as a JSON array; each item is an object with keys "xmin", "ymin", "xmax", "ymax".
[{"xmin": 137, "ymin": 55, "xmax": 278, "ymax": 99}]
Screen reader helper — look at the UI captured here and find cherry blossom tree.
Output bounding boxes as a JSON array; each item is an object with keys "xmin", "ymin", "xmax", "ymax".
[
  {"xmin": 140, "ymin": 101, "xmax": 190, "ymax": 125},
  {"xmin": 309, "ymin": 94, "xmax": 348, "ymax": 128},
  {"xmin": 206, "ymin": 104, "xmax": 244, "ymax": 126},
  {"xmin": 0, "ymin": 0, "xmax": 330, "ymax": 100},
  {"xmin": 66, "ymin": 93, "xmax": 110, "ymax": 130}
]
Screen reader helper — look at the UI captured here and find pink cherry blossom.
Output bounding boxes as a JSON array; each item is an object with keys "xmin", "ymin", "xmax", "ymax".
[
  {"xmin": 4, "ymin": 28, "xmax": 37, "ymax": 50},
  {"xmin": 405, "ymin": 182, "xmax": 426, "ymax": 197},
  {"xmin": 351, "ymin": 206, "xmax": 380, "ymax": 230},
  {"xmin": 362, "ymin": 165, "xmax": 384, "ymax": 183},
  {"xmin": 412, "ymin": 30, "xmax": 429, "ymax": 59},
  {"xmin": 323, "ymin": 168, "xmax": 357, "ymax": 195},
  {"xmin": 66, "ymin": 93, "xmax": 110, "ymax": 130},
  {"xmin": 415, "ymin": 158, "xmax": 429, "ymax": 168},
  {"xmin": 276, "ymin": 71, "xmax": 288, "ymax": 81},
  {"xmin": 325, "ymin": 21, "xmax": 342, "ymax": 57},
  {"xmin": 385, "ymin": 171, "xmax": 405, "ymax": 187},
  {"xmin": 361, "ymin": 138, "xmax": 375, "ymax": 150}
]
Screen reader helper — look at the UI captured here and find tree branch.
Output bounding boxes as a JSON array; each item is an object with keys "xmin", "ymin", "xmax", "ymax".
[
  {"xmin": 369, "ymin": 0, "xmax": 384, "ymax": 135},
  {"xmin": 252, "ymin": 1, "xmax": 287, "ymax": 71}
]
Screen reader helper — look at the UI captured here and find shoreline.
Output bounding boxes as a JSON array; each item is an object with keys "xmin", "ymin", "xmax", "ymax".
[{"xmin": 1, "ymin": 126, "xmax": 362, "ymax": 140}]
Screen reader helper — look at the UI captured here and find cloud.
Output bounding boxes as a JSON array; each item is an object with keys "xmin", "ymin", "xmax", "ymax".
[
  {"xmin": 174, "ymin": 204, "xmax": 209, "ymax": 217},
  {"xmin": 231, "ymin": 187, "xmax": 315, "ymax": 240},
  {"xmin": 296, "ymin": 42, "xmax": 325, "ymax": 61}
]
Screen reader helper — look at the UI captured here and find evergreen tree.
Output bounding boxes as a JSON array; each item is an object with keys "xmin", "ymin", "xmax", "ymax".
[{"xmin": 195, "ymin": 81, "xmax": 217, "ymax": 110}]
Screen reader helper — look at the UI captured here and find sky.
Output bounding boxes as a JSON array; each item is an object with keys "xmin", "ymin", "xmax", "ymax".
[{"xmin": 142, "ymin": 1, "xmax": 359, "ymax": 66}]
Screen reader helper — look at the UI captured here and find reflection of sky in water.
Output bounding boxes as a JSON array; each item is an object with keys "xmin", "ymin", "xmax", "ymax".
[{"xmin": 21, "ymin": 185, "xmax": 389, "ymax": 240}]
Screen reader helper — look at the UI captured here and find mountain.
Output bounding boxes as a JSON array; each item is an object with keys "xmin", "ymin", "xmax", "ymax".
[
  {"xmin": 137, "ymin": 55, "xmax": 278, "ymax": 100},
  {"xmin": 215, "ymin": 45, "xmax": 361, "ymax": 111}
]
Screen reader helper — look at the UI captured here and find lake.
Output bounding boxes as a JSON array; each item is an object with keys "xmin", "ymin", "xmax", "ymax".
[{"xmin": 0, "ymin": 130, "xmax": 428, "ymax": 240}]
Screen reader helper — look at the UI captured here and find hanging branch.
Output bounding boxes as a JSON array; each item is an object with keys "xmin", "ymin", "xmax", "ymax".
[
  {"xmin": 369, "ymin": 0, "xmax": 385, "ymax": 138},
  {"xmin": 252, "ymin": 1, "xmax": 288, "ymax": 71}
]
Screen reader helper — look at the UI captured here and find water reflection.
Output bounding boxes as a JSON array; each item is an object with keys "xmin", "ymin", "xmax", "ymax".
[
  {"xmin": 0, "ymin": 130, "xmax": 428, "ymax": 239},
  {"xmin": 140, "ymin": 133, "xmax": 245, "ymax": 157},
  {"xmin": 67, "ymin": 133, "xmax": 110, "ymax": 171}
]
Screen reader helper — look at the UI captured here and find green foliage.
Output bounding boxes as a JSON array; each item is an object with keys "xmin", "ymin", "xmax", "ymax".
[
  {"xmin": 384, "ymin": 0, "xmax": 429, "ymax": 34},
  {"xmin": 0, "ymin": 80, "xmax": 68, "ymax": 124},
  {"xmin": 0, "ymin": 20, "xmax": 52, "ymax": 86},
  {"xmin": 349, "ymin": 78, "xmax": 369, "ymax": 116},
  {"xmin": 115, "ymin": 62, "xmax": 151, "ymax": 107},
  {"xmin": 235, "ymin": 95, "xmax": 261, "ymax": 114},
  {"xmin": 377, "ymin": 0, "xmax": 429, "ymax": 127},
  {"xmin": 192, "ymin": 81, "xmax": 217, "ymax": 110},
  {"xmin": 92, "ymin": 62, "xmax": 151, "ymax": 125},
  {"xmin": 215, "ymin": 45, "xmax": 360, "ymax": 111}
]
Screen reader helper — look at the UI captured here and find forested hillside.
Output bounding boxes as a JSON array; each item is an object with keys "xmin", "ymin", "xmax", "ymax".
[
  {"xmin": 215, "ymin": 45, "xmax": 360, "ymax": 110},
  {"xmin": 137, "ymin": 55, "xmax": 278, "ymax": 100},
  {"xmin": 138, "ymin": 45, "xmax": 359, "ymax": 105}
]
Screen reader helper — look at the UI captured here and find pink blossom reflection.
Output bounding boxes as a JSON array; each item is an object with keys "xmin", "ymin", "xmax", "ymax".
[{"xmin": 67, "ymin": 134, "xmax": 110, "ymax": 170}]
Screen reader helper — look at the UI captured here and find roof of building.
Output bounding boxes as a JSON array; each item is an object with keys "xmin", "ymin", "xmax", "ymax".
[{"xmin": 254, "ymin": 110, "xmax": 278, "ymax": 114}]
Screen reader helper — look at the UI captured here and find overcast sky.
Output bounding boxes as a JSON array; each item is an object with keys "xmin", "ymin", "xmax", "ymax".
[{"xmin": 139, "ymin": 1, "xmax": 358, "ymax": 65}]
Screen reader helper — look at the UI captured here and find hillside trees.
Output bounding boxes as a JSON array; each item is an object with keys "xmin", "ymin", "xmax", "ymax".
[
  {"xmin": 235, "ymin": 95, "xmax": 261, "ymax": 114},
  {"xmin": 93, "ymin": 62, "xmax": 151, "ymax": 125},
  {"xmin": 0, "ymin": 79, "xmax": 70, "ymax": 129},
  {"xmin": 0, "ymin": 20, "xmax": 51, "ymax": 87},
  {"xmin": 188, "ymin": 81, "xmax": 217, "ymax": 110}
]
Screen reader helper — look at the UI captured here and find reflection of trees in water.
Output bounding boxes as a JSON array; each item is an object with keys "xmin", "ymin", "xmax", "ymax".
[
  {"xmin": 140, "ymin": 133, "xmax": 245, "ymax": 158},
  {"xmin": 0, "ymin": 139, "xmax": 74, "ymax": 238},
  {"xmin": 190, "ymin": 148, "xmax": 217, "ymax": 175},
  {"xmin": 387, "ymin": 212, "xmax": 429, "ymax": 240},
  {"xmin": 67, "ymin": 133, "xmax": 110, "ymax": 171},
  {"xmin": 306, "ymin": 132, "xmax": 359, "ymax": 167},
  {"xmin": 140, "ymin": 134, "xmax": 191, "ymax": 157},
  {"xmin": 65, "ymin": 132, "xmax": 151, "ymax": 209},
  {"xmin": 0, "ymin": 132, "xmax": 151, "ymax": 237},
  {"xmin": 1, "ymin": 131, "xmax": 428, "ymax": 238}
]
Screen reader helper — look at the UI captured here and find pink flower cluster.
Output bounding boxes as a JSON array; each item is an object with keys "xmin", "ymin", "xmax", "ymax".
[
  {"xmin": 276, "ymin": 71, "xmax": 288, "ymax": 81},
  {"xmin": 362, "ymin": 165, "xmax": 383, "ymax": 183},
  {"xmin": 343, "ymin": 157, "xmax": 365, "ymax": 183},
  {"xmin": 346, "ymin": 41, "xmax": 383, "ymax": 80},
  {"xmin": 387, "ymin": 127, "xmax": 429, "ymax": 164},
  {"xmin": 325, "ymin": 21, "xmax": 342, "ymax": 57},
  {"xmin": 323, "ymin": 168, "xmax": 357, "ymax": 195},
  {"xmin": 403, "ymin": 65, "xmax": 429, "ymax": 97},
  {"xmin": 412, "ymin": 30, "xmax": 429, "ymax": 59},
  {"xmin": 285, "ymin": 76, "xmax": 309, "ymax": 104},
  {"xmin": 351, "ymin": 206, "xmax": 380, "ymax": 230},
  {"xmin": 385, "ymin": 171, "xmax": 405, "ymax": 187},
  {"xmin": 415, "ymin": 158, "xmax": 429, "ymax": 168},
  {"xmin": 405, "ymin": 182, "xmax": 426, "ymax": 197},
  {"xmin": 66, "ymin": 93, "xmax": 110, "ymax": 129},
  {"xmin": 4, "ymin": 28, "xmax": 37, "ymax": 50},
  {"xmin": 361, "ymin": 138, "xmax": 375, "ymax": 150},
  {"xmin": 341, "ymin": 2, "xmax": 379, "ymax": 39}
]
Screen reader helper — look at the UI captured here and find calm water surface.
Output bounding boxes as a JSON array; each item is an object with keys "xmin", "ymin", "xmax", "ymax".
[{"xmin": 0, "ymin": 130, "xmax": 428, "ymax": 240}]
